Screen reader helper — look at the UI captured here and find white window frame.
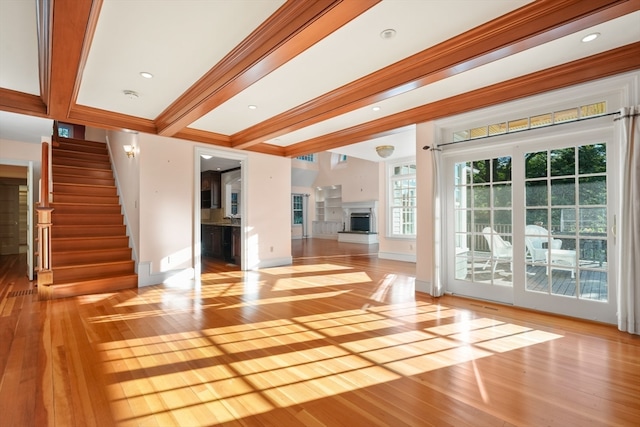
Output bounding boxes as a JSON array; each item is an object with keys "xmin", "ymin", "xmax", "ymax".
[
  {"xmin": 292, "ymin": 194, "xmax": 303, "ymax": 225},
  {"xmin": 387, "ymin": 158, "xmax": 417, "ymax": 238}
]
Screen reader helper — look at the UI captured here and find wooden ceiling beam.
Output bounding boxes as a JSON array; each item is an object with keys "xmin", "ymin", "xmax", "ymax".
[
  {"xmin": 172, "ymin": 129, "xmax": 232, "ymax": 148},
  {"xmin": 284, "ymin": 43, "xmax": 640, "ymax": 158},
  {"xmin": 68, "ymin": 105, "xmax": 157, "ymax": 135},
  {"xmin": 155, "ymin": 0, "xmax": 380, "ymax": 137},
  {"xmin": 0, "ymin": 88, "xmax": 48, "ymax": 118},
  {"xmin": 235, "ymin": 0, "xmax": 639, "ymax": 150},
  {"xmin": 47, "ymin": 0, "xmax": 101, "ymax": 120}
]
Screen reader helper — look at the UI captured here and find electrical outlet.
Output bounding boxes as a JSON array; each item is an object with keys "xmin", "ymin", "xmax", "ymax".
[{"xmin": 270, "ymin": 246, "xmax": 274, "ymax": 252}]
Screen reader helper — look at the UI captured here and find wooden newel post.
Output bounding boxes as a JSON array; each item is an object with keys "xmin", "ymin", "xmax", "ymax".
[
  {"xmin": 36, "ymin": 206, "xmax": 54, "ymax": 286},
  {"xmin": 37, "ymin": 140, "xmax": 54, "ymax": 290}
]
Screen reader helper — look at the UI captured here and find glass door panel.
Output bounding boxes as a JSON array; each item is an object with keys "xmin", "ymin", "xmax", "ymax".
[
  {"xmin": 524, "ymin": 144, "xmax": 608, "ymax": 302},
  {"xmin": 450, "ymin": 156, "xmax": 513, "ymax": 303}
]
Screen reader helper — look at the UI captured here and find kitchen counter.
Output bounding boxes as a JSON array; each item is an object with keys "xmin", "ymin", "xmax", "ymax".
[{"xmin": 201, "ymin": 221, "xmax": 241, "ymax": 227}]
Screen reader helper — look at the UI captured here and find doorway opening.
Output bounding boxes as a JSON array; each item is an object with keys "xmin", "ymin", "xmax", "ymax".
[
  {"xmin": 0, "ymin": 163, "xmax": 34, "ymax": 280},
  {"xmin": 195, "ymin": 148, "xmax": 247, "ymax": 277}
]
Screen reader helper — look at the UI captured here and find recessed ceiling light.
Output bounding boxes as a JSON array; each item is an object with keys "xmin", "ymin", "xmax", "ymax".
[
  {"xmin": 372, "ymin": 106, "xmax": 381, "ymax": 112},
  {"xmin": 380, "ymin": 29, "xmax": 396, "ymax": 40},
  {"xmin": 201, "ymin": 154, "xmax": 212, "ymax": 160},
  {"xmin": 123, "ymin": 90, "xmax": 139, "ymax": 99},
  {"xmin": 581, "ymin": 33, "xmax": 600, "ymax": 42},
  {"xmin": 248, "ymin": 105, "xmax": 257, "ymax": 110},
  {"xmin": 140, "ymin": 71, "xmax": 153, "ymax": 79}
]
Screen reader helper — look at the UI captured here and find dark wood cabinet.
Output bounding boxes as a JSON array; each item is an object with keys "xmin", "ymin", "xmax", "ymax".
[
  {"xmin": 201, "ymin": 224, "xmax": 241, "ymax": 267},
  {"xmin": 231, "ymin": 227, "xmax": 241, "ymax": 264},
  {"xmin": 201, "ymin": 224, "xmax": 223, "ymax": 258},
  {"xmin": 211, "ymin": 226, "xmax": 224, "ymax": 258},
  {"xmin": 201, "ymin": 170, "xmax": 221, "ymax": 208},
  {"xmin": 201, "ymin": 224, "xmax": 213, "ymax": 256}
]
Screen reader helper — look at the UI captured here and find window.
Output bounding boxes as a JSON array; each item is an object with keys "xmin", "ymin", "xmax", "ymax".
[
  {"xmin": 389, "ymin": 161, "xmax": 417, "ymax": 236},
  {"xmin": 231, "ymin": 192, "xmax": 238, "ymax": 215},
  {"xmin": 58, "ymin": 124, "xmax": 73, "ymax": 138},
  {"xmin": 296, "ymin": 154, "xmax": 315, "ymax": 162},
  {"xmin": 452, "ymin": 101, "xmax": 606, "ymax": 142},
  {"xmin": 292, "ymin": 194, "xmax": 303, "ymax": 225}
]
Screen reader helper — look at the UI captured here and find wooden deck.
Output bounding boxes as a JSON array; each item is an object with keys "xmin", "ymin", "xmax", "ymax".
[
  {"xmin": 461, "ymin": 254, "xmax": 609, "ymax": 301},
  {"xmin": 1, "ymin": 241, "xmax": 638, "ymax": 426}
]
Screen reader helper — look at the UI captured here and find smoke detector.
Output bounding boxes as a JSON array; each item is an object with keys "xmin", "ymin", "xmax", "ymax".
[{"xmin": 123, "ymin": 90, "xmax": 139, "ymax": 99}]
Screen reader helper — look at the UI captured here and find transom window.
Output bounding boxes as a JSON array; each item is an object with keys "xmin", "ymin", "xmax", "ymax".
[{"xmin": 452, "ymin": 101, "xmax": 606, "ymax": 142}]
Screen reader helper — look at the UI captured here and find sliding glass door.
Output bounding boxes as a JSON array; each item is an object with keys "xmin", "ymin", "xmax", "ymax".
[{"xmin": 444, "ymin": 130, "xmax": 616, "ymax": 322}]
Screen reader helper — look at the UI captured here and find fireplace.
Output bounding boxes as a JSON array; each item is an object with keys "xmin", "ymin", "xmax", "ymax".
[
  {"xmin": 339, "ymin": 201, "xmax": 378, "ymax": 243},
  {"xmin": 350, "ymin": 212, "xmax": 371, "ymax": 233}
]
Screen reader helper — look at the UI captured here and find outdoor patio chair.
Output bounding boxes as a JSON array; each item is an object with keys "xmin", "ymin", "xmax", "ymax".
[
  {"xmin": 524, "ymin": 224, "xmax": 563, "ymax": 262},
  {"xmin": 525, "ymin": 224, "xmax": 576, "ymax": 278},
  {"xmin": 482, "ymin": 227, "xmax": 513, "ymax": 273}
]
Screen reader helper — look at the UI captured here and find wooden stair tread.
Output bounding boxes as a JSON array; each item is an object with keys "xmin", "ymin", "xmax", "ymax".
[
  {"xmin": 53, "ymin": 260, "xmax": 134, "ymax": 270},
  {"xmin": 51, "ymin": 236, "xmax": 129, "ymax": 243},
  {"xmin": 51, "ymin": 236, "xmax": 130, "ymax": 251},
  {"xmin": 52, "ymin": 149, "xmax": 109, "ymax": 160},
  {"xmin": 54, "ymin": 136, "xmax": 106, "ymax": 146},
  {"xmin": 51, "ymin": 159, "xmax": 112, "ymax": 170},
  {"xmin": 53, "ymin": 172, "xmax": 114, "ymax": 180},
  {"xmin": 51, "ymin": 203, "xmax": 120, "ymax": 208},
  {"xmin": 52, "ymin": 164, "xmax": 113, "ymax": 173},
  {"xmin": 54, "ymin": 182, "xmax": 116, "ymax": 189}
]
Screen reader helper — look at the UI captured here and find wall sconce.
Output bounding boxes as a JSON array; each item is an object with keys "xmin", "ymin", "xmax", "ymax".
[
  {"xmin": 376, "ymin": 145, "xmax": 394, "ymax": 158},
  {"xmin": 123, "ymin": 145, "xmax": 135, "ymax": 158}
]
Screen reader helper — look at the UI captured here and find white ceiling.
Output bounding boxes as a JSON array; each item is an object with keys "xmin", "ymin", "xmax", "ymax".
[{"xmin": 1, "ymin": 0, "xmax": 639, "ymax": 163}]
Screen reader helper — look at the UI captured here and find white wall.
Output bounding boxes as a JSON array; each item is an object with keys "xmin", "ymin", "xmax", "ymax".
[
  {"xmin": 415, "ymin": 122, "xmax": 436, "ymax": 293},
  {"xmin": 138, "ymin": 133, "xmax": 193, "ymax": 279},
  {"xmin": 246, "ymin": 153, "xmax": 292, "ymax": 268},
  {"xmin": 314, "ymin": 152, "xmax": 378, "ymax": 202},
  {"xmin": 106, "ymin": 130, "xmax": 140, "ymax": 263},
  {"xmin": 107, "ymin": 131, "xmax": 292, "ymax": 285}
]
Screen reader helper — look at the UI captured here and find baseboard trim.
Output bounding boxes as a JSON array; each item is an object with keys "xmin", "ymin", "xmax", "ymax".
[
  {"xmin": 378, "ymin": 251, "xmax": 416, "ymax": 263},
  {"xmin": 138, "ymin": 262, "xmax": 195, "ymax": 287}
]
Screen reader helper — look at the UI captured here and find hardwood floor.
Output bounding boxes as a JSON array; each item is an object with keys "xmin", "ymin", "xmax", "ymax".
[{"xmin": 1, "ymin": 240, "xmax": 639, "ymax": 426}]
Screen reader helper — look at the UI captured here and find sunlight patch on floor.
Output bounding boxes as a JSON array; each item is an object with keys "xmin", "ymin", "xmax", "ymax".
[
  {"xmin": 92, "ymin": 266, "xmax": 565, "ymax": 425},
  {"xmin": 261, "ymin": 263, "xmax": 354, "ymax": 275}
]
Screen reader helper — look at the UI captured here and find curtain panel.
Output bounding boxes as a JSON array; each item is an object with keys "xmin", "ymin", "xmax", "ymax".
[{"xmin": 617, "ymin": 106, "xmax": 640, "ymax": 334}]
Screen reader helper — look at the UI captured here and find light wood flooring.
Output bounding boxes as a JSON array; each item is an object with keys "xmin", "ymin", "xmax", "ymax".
[{"xmin": 1, "ymin": 239, "xmax": 639, "ymax": 426}]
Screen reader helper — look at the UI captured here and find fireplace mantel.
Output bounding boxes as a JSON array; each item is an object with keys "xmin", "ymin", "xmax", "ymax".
[{"xmin": 341, "ymin": 201, "xmax": 377, "ymax": 211}]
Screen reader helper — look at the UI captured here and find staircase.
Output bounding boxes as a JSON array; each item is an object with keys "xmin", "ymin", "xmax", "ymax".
[{"xmin": 47, "ymin": 137, "xmax": 137, "ymax": 299}]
